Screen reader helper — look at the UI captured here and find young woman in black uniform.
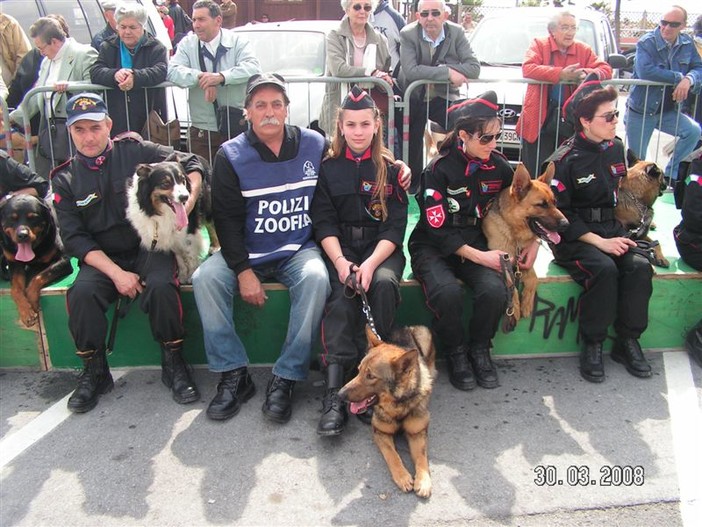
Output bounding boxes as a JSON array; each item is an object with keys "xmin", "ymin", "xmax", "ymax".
[
  {"xmin": 409, "ymin": 91, "xmax": 523, "ymax": 392},
  {"xmin": 311, "ymin": 86, "xmax": 408, "ymax": 436},
  {"xmin": 547, "ymin": 75, "xmax": 654, "ymax": 382}
]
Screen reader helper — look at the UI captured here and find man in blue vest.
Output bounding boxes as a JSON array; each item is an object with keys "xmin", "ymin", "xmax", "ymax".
[{"xmin": 192, "ymin": 73, "xmax": 331, "ymax": 424}]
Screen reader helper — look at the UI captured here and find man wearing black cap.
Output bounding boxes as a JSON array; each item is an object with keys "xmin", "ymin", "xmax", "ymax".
[
  {"xmin": 191, "ymin": 73, "xmax": 331, "ymax": 424},
  {"xmin": 52, "ymin": 92, "xmax": 206, "ymax": 413}
]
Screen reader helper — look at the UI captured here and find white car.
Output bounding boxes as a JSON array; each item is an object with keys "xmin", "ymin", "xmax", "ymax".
[{"xmin": 467, "ymin": 7, "xmax": 626, "ymax": 161}]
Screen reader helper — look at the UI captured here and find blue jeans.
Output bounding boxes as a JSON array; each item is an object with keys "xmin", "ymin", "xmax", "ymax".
[
  {"xmin": 624, "ymin": 107, "xmax": 701, "ymax": 180},
  {"xmin": 192, "ymin": 247, "xmax": 330, "ymax": 380}
]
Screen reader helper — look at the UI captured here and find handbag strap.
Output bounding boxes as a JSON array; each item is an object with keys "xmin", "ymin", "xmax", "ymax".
[
  {"xmin": 198, "ymin": 43, "xmax": 222, "ymax": 113},
  {"xmin": 47, "ymin": 90, "xmax": 61, "ymax": 122}
]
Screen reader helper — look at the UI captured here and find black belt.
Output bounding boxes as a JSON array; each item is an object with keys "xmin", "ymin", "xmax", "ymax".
[
  {"xmin": 448, "ymin": 215, "xmax": 481, "ymax": 227},
  {"xmin": 577, "ymin": 207, "xmax": 615, "ymax": 222},
  {"xmin": 343, "ymin": 225, "xmax": 379, "ymax": 241}
]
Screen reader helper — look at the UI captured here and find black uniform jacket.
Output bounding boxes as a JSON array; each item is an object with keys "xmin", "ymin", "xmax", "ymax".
[
  {"xmin": 0, "ymin": 149, "xmax": 48, "ymax": 198},
  {"xmin": 677, "ymin": 154, "xmax": 702, "ymax": 240},
  {"xmin": 410, "ymin": 143, "xmax": 514, "ymax": 257},
  {"xmin": 52, "ymin": 134, "xmax": 203, "ymax": 262},
  {"xmin": 547, "ymin": 133, "xmax": 629, "ymax": 243},
  {"xmin": 311, "ymin": 148, "xmax": 407, "ymax": 252}
]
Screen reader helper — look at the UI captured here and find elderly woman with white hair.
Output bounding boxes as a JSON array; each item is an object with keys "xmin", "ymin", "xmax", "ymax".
[
  {"xmin": 319, "ymin": 0, "xmax": 393, "ymax": 136},
  {"xmin": 90, "ymin": 3, "xmax": 168, "ymax": 136}
]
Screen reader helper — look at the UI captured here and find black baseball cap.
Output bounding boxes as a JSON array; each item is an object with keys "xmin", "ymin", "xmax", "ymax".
[{"xmin": 66, "ymin": 92, "xmax": 109, "ymax": 126}]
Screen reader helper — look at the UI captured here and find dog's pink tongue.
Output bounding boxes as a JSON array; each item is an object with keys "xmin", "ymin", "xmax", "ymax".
[
  {"xmin": 349, "ymin": 400, "xmax": 368, "ymax": 415},
  {"xmin": 15, "ymin": 242, "xmax": 35, "ymax": 262},
  {"xmin": 174, "ymin": 202, "xmax": 188, "ymax": 230},
  {"xmin": 546, "ymin": 231, "xmax": 561, "ymax": 244}
]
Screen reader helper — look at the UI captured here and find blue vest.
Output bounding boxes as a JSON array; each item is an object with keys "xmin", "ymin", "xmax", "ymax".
[{"xmin": 222, "ymin": 129, "xmax": 325, "ymax": 267}]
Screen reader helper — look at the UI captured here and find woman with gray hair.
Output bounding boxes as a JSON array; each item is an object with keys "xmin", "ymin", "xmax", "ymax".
[
  {"xmin": 319, "ymin": 0, "xmax": 393, "ymax": 137},
  {"xmin": 90, "ymin": 4, "xmax": 169, "ymax": 137}
]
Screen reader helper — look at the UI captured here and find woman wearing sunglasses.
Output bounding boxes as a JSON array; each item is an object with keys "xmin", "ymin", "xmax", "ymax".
[
  {"xmin": 409, "ymin": 91, "xmax": 520, "ymax": 392},
  {"xmin": 319, "ymin": 0, "xmax": 393, "ymax": 137},
  {"xmin": 548, "ymin": 74, "xmax": 654, "ymax": 384}
]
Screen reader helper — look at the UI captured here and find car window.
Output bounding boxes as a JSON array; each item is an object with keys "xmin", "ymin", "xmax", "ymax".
[
  {"xmin": 471, "ymin": 16, "xmax": 598, "ymax": 65},
  {"xmin": 234, "ymin": 30, "xmax": 327, "ymax": 76},
  {"xmin": 39, "ymin": 0, "xmax": 94, "ymax": 44}
]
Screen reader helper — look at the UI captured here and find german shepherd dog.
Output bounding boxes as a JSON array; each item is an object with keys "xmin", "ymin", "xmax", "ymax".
[
  {"xmin": 126, "ymin": 161, "xmax": 204, "ymax": 282},
  {"xmin": 482, "ymin": 163, "xmax": 569, "ymax": 326},
  {"xmin": 339, "ymin": 325, "xmax": 437, "ymax": 498},
  {"xmin": 615, "ymin": 151, "xmax": 669, "ymax": 268},
  {"xmin": 0, "ymin": 194, "xmax": 72, "ymax": 326}
]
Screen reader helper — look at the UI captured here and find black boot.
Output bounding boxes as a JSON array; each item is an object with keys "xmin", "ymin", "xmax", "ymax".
[
  {"xmin": 580, "ymin": 341, "xmax": 605, "ymax": 383},
  {"xmin": 317, "ymin": 364, "xmax": 348, "ymax": 436},
  {"xmin": 685, "ymin": 319, "xmax": 702, "ymax": 368},
  {"xmin": 612, "ymin": 337, "xmax": 652, "ymax": 378},
  {"xmin": 262, "ymin": 375, "xmax": 295, "ymax": 423},
  {"xmin": 206, "ymin": 367, "xmax": 256, "ymax": 421},
  {"xmin": 67, "ymin": 349, "xmax": 114, "ymax": 413},
  {"xmin": 446, "ymin": 344, "xmax": 476, "ymax": 391},
  {"xmin": 161, "ymin": 341, "xmax": 200, "ymax": 404},
  {"xmin": 469, "ymin": 344, "xmax": 499, "ymax": 389}
]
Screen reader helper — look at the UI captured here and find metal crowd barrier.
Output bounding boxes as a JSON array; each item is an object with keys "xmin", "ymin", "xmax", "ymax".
[{"xmin": 11, "ymin": 77, "xmax": 700, "ymax": 179}]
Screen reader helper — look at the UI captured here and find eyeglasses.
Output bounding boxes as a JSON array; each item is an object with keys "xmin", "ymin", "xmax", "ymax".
[
  {"xmin": 352, "ymin": 3, "xmax": 372, "ymax": 12},
  {"xmin": 472, "ymin": 131, "xmax": 502, "ymax": 144},
  {"xmin": 419, "ymin": 9, "xmax": 443, "ymax": 18},
  {"xmin": 660, "ymin": 19, "xmax": 683, "ymax": 28},
  {"xmin": 594, "ymin": 110, "xmax": 619, "ymax": 123},
  {"xmin": 558, "ymin": 25, "xmax": 578, "ymax": 32}
]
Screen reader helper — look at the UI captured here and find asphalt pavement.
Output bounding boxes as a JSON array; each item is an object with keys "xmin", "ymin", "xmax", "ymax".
[{"xmin": 1, "ymin": 350, "xmax": 700, "ymax": 527}]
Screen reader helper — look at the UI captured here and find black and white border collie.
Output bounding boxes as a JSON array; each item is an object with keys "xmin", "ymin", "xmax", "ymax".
[{"xmin": 126, "ymin": 161, "xmax": 203, "ymax": 282}]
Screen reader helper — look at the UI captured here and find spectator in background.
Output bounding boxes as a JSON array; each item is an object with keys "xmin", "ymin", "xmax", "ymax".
[
  {"xmin": 168, "ymin": 0, "xmax": 260, "ymax": 162},
  {"xmin": 624, "ymin": 5, "xmax": 702, "ymax": 183},
  {"xmin": 399, "ymin": 0, "xmax": 480, "ymax": 189},
  {"xmin": 319, "ymin": 0, "xmax": 393, "ymax": 138},
  {"xmin": 9, "ymin": 18, "xmax": 98, "ymax": 179},
  {"xmin": 168, "ymin": 0, "xmax": 193, "ymax": 46},
  {"xmin": 158, "ymin": 4, "xmax": 176, "ymax": 44},
  {"xmin": 6, "ymin": 15, "xmax": 71, "ymax": 161},
  {"xmin": 688, "ymin": 14, "xmax": 702, "ymax": 149},
  {"xmin": 372, "ymin": 0, "xmax": 405, "ymax": 74},
  {"xmin": 91, "ymin": 4, "xmax": 168, "ymax": 136},
  {"xmin": 0, "ymin": 70, "xmax": 7, "ymax": 101},
  {"xmin": 516, "ymin": 11, "xmax": 612, "ymax": 177},
  {"xmin": 220, "ymin": 0, "xmax": 238, "ymax": 29},
  {"xmin": 461, "ymin": 11, "xmax": 475, "ymax": 33},
  {"xmin": 0, "ymin": 13, "xmax": 32, "ymax": 87},
  {"xmin": 92, "ymin": 1, "xmax": 118, "ymax": 51}
]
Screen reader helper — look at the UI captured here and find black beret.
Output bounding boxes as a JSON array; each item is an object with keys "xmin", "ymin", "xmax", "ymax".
[
  {"xmin": 563, "ymin": 72, "xmax": 603, "ymax": 127},
  {"xmin": 341, "ymin": 85, "xmax": 376, "ymax": 111},
  {"xmin": 446, "ymin": 90, "xmax": 499, "ymax": 130}
]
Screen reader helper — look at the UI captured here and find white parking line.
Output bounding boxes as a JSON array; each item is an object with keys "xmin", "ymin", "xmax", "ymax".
[
  {"xmin": 663, "ymin": 351, "xmax": 702, "ymax": 527},
  {"xmin": 0, "ymin": 371, "xmax": 125, "ymax": 470}
]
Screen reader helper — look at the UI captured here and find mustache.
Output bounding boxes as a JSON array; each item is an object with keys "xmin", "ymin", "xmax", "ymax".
[{"xmin": 259, "ymin": 117, "xmax": 281, "ymax": 126}]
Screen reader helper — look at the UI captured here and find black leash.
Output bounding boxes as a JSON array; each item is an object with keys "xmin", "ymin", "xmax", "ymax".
[
  {"xmin": 344, "ymin": 264, "xmax": 382, "ymax": 341},
  {"xmin": 106, "ymin": 295, "xmax": 133, "ymax": 354},
  {"xmin": 498, "ymin": 252, "xmax": 522, "ymax": 333},
  {"xmin": 629, "ymin": 239, "xmax": 660, "ymax": 266}
]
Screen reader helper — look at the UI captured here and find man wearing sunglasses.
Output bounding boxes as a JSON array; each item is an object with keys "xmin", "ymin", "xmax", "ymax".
[
  {"xmin": 625, "ymin": 5, "xmax": 702, "ymax": 183},
  {"xmin": 398, "ymin": 0, "xmax": 480, "ymax": 189}
]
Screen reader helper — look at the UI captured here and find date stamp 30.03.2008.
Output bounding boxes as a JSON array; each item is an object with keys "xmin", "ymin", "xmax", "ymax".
[{"xmin": 533, "ymin": 465, "xmax": 645, "ymax": 487}]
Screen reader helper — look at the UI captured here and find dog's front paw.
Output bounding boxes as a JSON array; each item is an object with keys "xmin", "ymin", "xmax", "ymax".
[
  {"xmin": 18, "ymin": 306, "xmax": 39, "ymax": 327},
  {"xmin": 392, "ymin": 469, "xmax": 414, "ymax": 493},
  {"xmin": 655, "ymin": 256, "xmax": 670, "ymax": 268},
  {"xmin": 414, "ymin": 473, "xmax": 432, "ymax": 498}
]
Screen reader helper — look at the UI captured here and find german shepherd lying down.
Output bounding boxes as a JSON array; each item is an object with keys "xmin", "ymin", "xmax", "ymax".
[
  {"xmin": 615, "ymin": 151, "xmax": 669, "ymax": 268},
  {"xmin": 482, "ymin": 163, "xmax": 569, "ymax": 325},
  {"xmin": 339, "ymin": 326, "xmax": 437, "ymax": 498}
]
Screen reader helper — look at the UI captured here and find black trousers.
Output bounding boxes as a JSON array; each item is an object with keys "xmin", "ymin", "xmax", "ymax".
[
  {"xmin": 553, "ymin": 241, "xmax": 653, "ymax": 343},
  {"xmin": 67, "ymin": 248, "xmax": 183, "ymax": 352},
  {"xmin": 409, "ymin": 242, "xmax": 508, "ymax": 349},
  {"xmin": 674, "ymin": 225, "xmax": 702, "ymax": 271},
  {"xmin": 320, "ymin": 249, "xmax": 405, "ymax": 369}
]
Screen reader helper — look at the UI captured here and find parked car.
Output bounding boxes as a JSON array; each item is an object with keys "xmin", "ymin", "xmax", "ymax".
[
  {"xmin": 0, "ymin": 0, "xmax": 171, "ymax": 51},
  {"xmin": 467, "ymin": 7, "xmax": 626, "ymax": 162}
]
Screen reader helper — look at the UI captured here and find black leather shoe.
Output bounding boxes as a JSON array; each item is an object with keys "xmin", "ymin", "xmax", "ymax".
[
  {"xmin": 580, "ymin": 341, "xmax": 605, "ymax": 383},
  {"xmin": 317, "ymin": 388, "xmax": 348, "ymax": 436},
  {"xmin": 446, "ymin": 345, "xmax": 476, "ymax": 391},
  {"xmin": 262, "ymin": 376, "xmax": 295, "ymax": 423},
  {"xmin": 67, "ymin": 350, "xmax": 114, "ymax": 414},
  {"xmin": 161, "ymin": 342, "xmax": 200, "ymax": 404},
  {"xmin": 206, "ymin": 368, "xmax": 256, "ymax": 421},
  {"xmin": 685, "ymin": 320, "xmax": 702, "ymax": 369},
  {"xmin": 469, "ymin": 345, "xmax": 499, "ymax": 389},
  {"xmin": 612, "ymin": 337, "xmax": 652, "ymax": 378}
]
